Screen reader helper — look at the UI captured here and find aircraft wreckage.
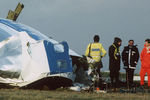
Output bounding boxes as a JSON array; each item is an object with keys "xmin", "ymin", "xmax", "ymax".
[{"xmin": 0, "ymin": 18, "xmax": 87, "ymax": 89}]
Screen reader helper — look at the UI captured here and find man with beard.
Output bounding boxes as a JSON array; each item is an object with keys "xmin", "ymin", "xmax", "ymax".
[{"xmin": 109, "ymin": 37, "xmax": 122, "ymax": 91}]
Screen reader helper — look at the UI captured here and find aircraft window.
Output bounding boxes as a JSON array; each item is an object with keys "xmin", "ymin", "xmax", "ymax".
[
  {"xmin": 57, "ymin": 60, "xmax": 67, "ymax": 69},
  {"xmin": 54, "ymin": 44, "xmax": 64, "ymax": 53}
]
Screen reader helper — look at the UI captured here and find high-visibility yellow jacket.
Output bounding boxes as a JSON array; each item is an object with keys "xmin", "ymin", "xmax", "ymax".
[{"xmin": 85, "ymin": 43, "xmax": 107, "ymax": 62}]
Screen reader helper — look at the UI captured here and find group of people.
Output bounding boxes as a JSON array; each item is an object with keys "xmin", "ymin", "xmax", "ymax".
[{"xmin": 85, "ymin": 35, "xmax": 150, "ymax": 90}]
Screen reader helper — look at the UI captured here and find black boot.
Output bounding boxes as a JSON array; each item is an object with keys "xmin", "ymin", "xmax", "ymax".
[{"xmin": 139, "ymin": 85, "xmax": 145, "ymax": 93}]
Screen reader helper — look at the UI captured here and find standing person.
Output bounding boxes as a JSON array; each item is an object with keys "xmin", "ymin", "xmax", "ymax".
[
  {"xmin": 140, "ymin": 39, "xmax": 150, "ymax": 89},
  {"xmin": 85, "ymin": 35, "xmax": 106, "ymax": 88},
  {"xmin": 109, "ymin": 37, "xmax": 122, "ymax": 90},
  {"xmin": 122, "ymin": 40, "xmax": 139, "ymax": 88}
]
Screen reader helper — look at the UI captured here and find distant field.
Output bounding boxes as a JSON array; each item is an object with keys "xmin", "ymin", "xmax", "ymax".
[{"xmin": 0, "ymin": 89, "xmax": 149, "ymax": 100}]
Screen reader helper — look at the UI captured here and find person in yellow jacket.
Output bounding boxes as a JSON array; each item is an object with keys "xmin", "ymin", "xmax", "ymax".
[{"xmin": 85, "ymin": 35, "xmax": 107, "ymax": 80}]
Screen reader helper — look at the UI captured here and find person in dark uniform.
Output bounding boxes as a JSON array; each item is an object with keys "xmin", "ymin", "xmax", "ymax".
[
  {"xmin": 122, "ymin": 40, "xmax": 139, "ymax": 88},
  {"xmin": 109, "ymin": 37, "xmax": 122, "ymax": 90}
]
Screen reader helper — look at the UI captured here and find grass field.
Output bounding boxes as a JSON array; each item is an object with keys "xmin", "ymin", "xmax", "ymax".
[{"xmin": 0, "ymin": 89, "xmax": 149, "ymax": 100}]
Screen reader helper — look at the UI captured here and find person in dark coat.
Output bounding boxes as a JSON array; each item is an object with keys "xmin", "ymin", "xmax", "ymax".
[
  {"xmin": 109, "ymin": 37, "xmax": 122, "ymax": 89},
  {"xmin": 122, "ymin": 40, "xmax": 139, "ymax": 88}
]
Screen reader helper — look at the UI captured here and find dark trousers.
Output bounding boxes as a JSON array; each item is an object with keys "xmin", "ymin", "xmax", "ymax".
[
  {"xmin": 96, "ymin": 67, "xmax": 101, "ymax": 78},
  {"xmin": 126, "ymin": 68, "xmax": 134, "ymax": 88},
  {"xmin": 94, "ymin": 61, "xmax": 102, "ymax": 78},
  {"xmin": 91, "ymin": 61, "xmax": 103, "ymax": 88},
  {"xmin": 93, "ymin": 67, "xmax": 102, "ymax": 87},
  {"xmin": 110, "ymin": 69, "xmax": 119, "ymax": 88}
]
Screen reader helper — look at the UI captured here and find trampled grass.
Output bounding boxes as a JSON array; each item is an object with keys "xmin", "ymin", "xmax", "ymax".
[{"xmin": 0, "ymin": 89, "xmax": 149, "ymax": 100}]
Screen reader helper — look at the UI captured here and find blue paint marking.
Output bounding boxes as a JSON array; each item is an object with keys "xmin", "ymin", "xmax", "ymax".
[
  {"xmin": 0, "ymin": 19, "xmax": 73, "ymax": 75},
  {"xmin": 0, "ymin": 19, "xmax": 41, "ymax": 40},
  {"xmin": 44, "ymin": 40, "xmax": 72, "ymax": 74}
]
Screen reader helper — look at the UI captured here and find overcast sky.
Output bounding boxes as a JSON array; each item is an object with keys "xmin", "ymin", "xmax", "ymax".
[{"xmin": 0, "ymin": 0, "xmax": 150, "ymax": 72}]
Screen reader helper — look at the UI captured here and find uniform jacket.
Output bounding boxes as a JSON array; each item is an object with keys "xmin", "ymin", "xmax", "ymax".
[
  {"xmin": 109, "ymin": 43, "xmax": 121, "ymax": 71},
  {"xmin": 140, "ymin": 44, "xmax": 150, "ymax": 69},
  {"xmin": 85, "ymin": 43, "xmax": 106, "ymax": 62},
  {"xmin": 122, "ymin": 45, "xmax": 139, "ymax": 69}
]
